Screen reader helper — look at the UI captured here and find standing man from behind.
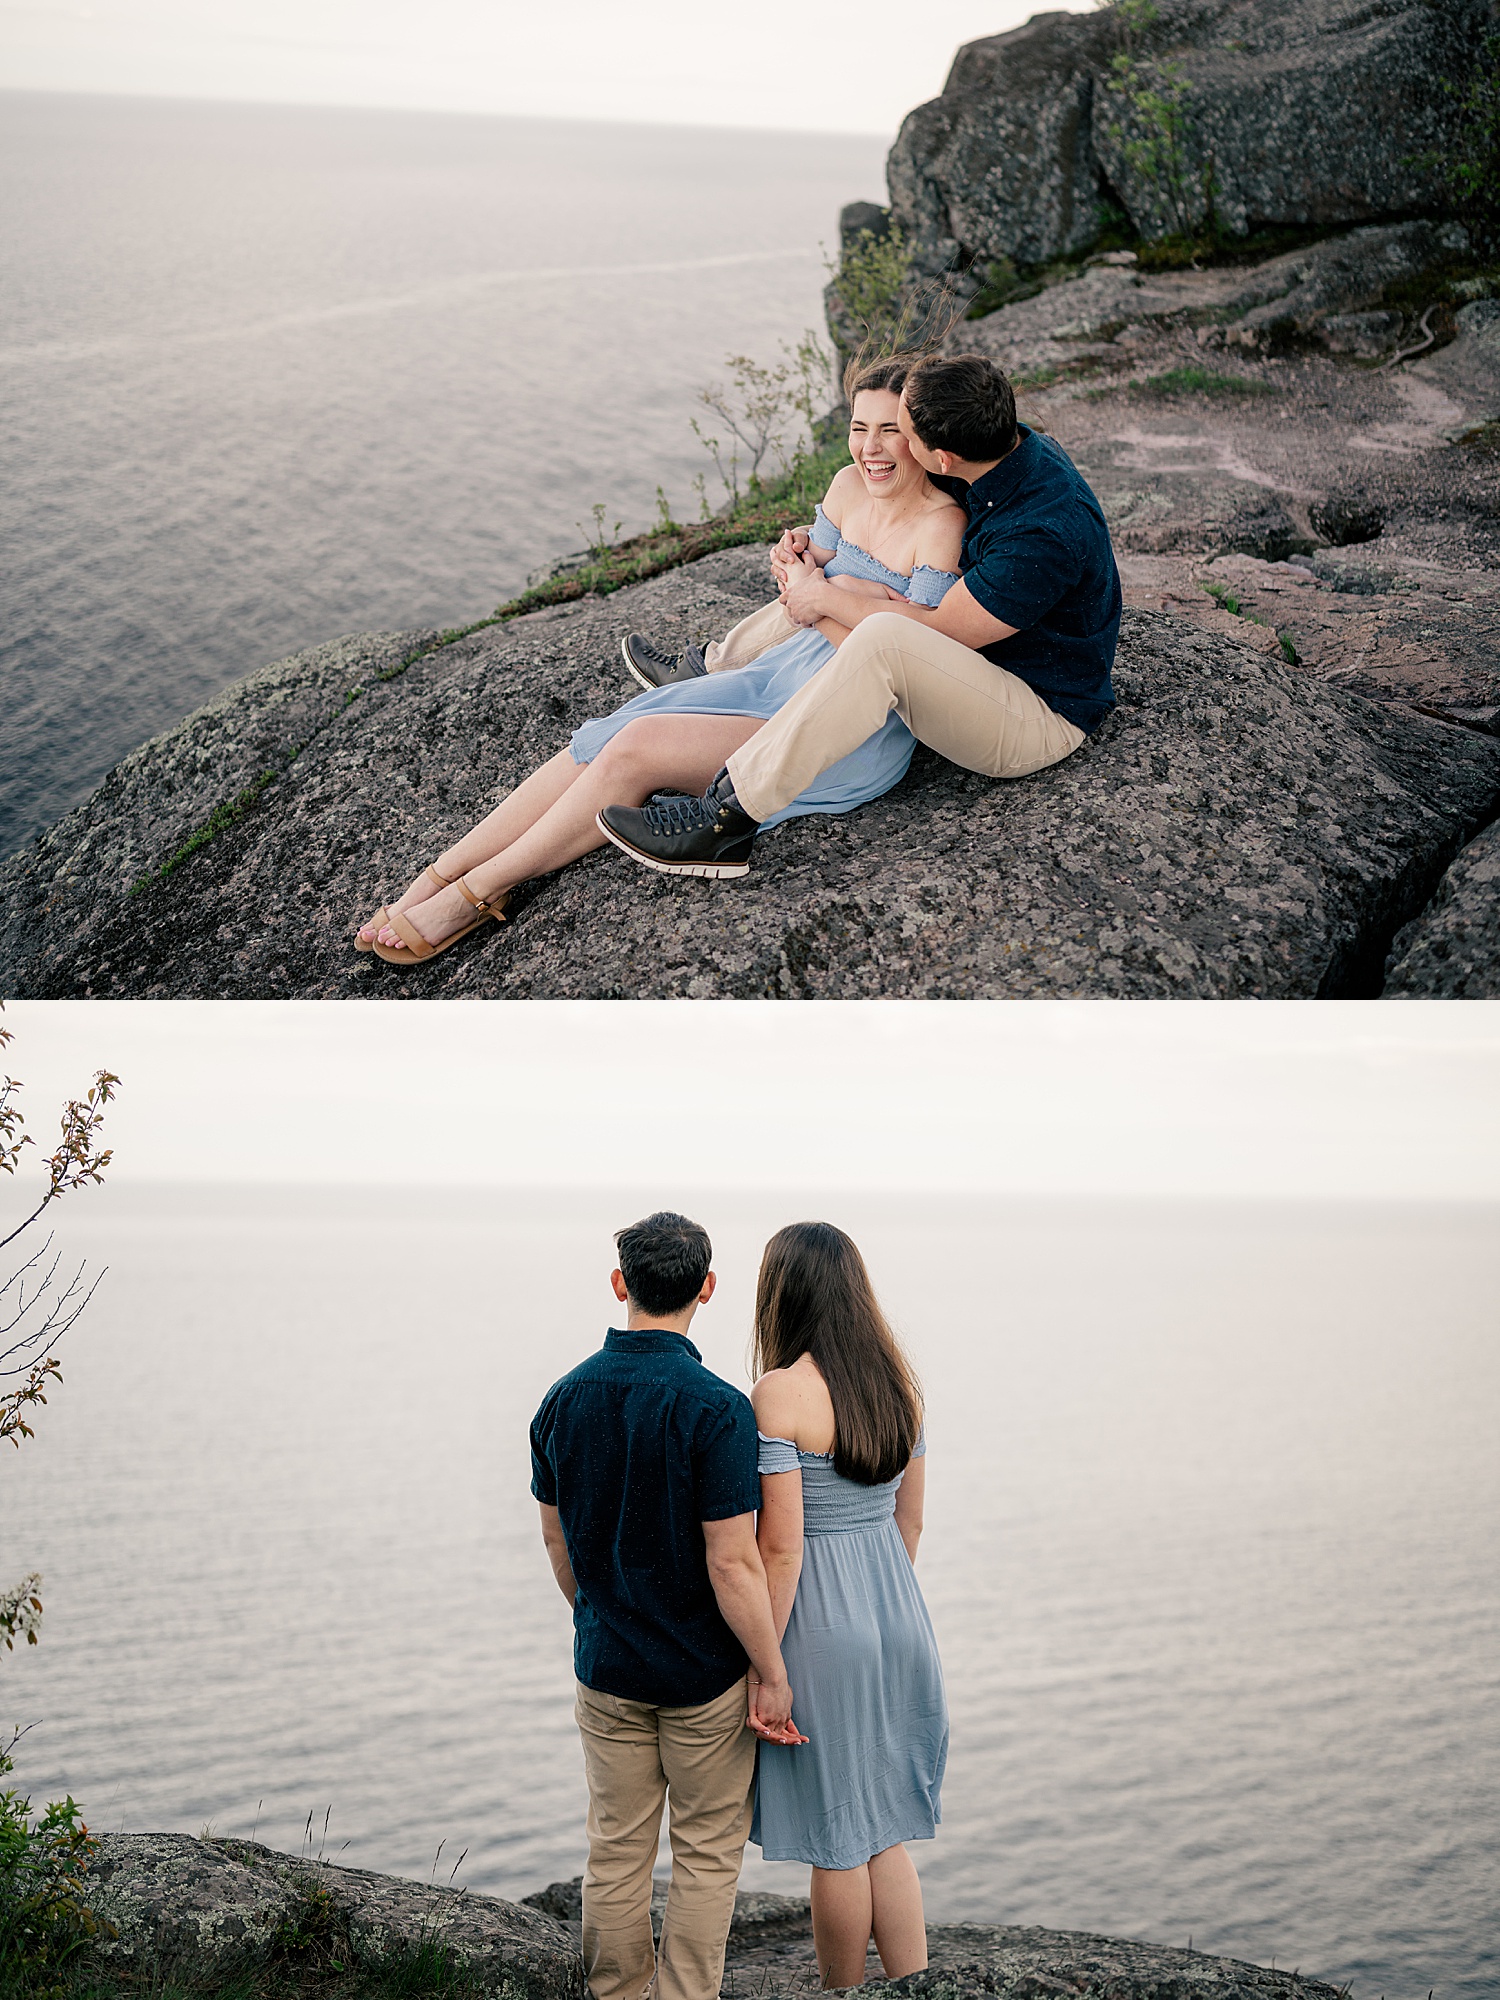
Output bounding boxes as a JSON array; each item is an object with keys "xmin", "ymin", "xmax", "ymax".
[
  {"xmin": 598, "ymin": 352, "xmax": 1121, "ymax": 877},
  {"xmin": 530, "ymin": 1211, "xmax": 799, "ymax": 2000}
]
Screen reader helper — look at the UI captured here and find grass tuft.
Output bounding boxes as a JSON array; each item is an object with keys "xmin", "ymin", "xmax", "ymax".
[{"xmin": 1138, "ymin": 367, "xmax": 1276, "ymax": 399}]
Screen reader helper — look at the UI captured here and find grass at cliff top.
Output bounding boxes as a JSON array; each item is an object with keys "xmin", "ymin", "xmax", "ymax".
[
  {"xmin": 126, "ymin": 436, "xmax": 849, "ymax": 895},
  {"xmin": 488, "ymin": 438, "xmax": 850, "ymax": 624},
  {"xmin": 14, "ymin": 1943, "xmax": 485, "ymax": 2000}
]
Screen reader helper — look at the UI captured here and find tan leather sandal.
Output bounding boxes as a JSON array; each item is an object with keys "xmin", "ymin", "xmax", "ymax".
[
  {"xmin": 372, "ymin": 875, "xmax": 509, "ymax": 966},
  {"xmin": 355, "ymin": 863, "xmax": 454, "ymax": 952}
]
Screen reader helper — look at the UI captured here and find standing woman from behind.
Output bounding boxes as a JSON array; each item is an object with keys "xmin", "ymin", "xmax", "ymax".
[{"xmin": 748, "ymin": 1223, "xmax": 948, "ymax": 1988}]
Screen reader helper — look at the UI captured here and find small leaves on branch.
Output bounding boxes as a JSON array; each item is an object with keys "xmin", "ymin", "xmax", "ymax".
[
  {"xmin": 691, "ymin": 331, "xmax": 833, "ymax": 508},
  {"xmin": 1, "ymin": 1007, "xmax": 121, "ymax": 1668},
  {"xmin": 0, "ymin": 1575, "xmax": 44, "ymax": 1652}
]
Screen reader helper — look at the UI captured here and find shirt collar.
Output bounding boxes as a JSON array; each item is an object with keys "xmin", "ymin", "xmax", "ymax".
[
  {"xmin": 604, "ymin": 1326, "xmax": 703, "ymax": 1361},
  {"xmin": 962, "ymin": 425, "xmax": 1035, "ymax": 518}
]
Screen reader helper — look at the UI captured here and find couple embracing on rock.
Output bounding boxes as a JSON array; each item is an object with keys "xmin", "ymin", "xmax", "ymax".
[
  {"xmin": 356, "ymin": 350, "xmax": 1121, "ymax": 965},
  {"xmin": 529, "ymin": 1212, "xmax": 945, "ymax": 1999}
]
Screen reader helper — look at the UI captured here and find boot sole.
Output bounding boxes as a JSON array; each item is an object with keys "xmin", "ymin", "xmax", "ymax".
[{"xmin": 596, "ymin": 813, "xmax": 751, "ymax": 879}]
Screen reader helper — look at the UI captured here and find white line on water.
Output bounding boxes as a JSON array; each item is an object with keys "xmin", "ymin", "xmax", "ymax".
[{"xmin": 0, "ymin": 247, "xmax": 822, "ymax": 370}]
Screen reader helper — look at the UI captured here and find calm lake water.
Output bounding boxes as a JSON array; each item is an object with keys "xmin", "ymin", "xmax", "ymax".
[
  {"xmin": 3, "ymin": 1183, "xmax": 1496, "ymax": 2000},
  {"xmin": 0, "ymin": 92, "xmax": 886, "ymax": 855}
]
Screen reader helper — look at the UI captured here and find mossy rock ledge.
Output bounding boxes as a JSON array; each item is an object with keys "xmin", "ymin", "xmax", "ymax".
[
  {"xmin": 2, "ymin": 545, "xmax": 1499, "ymax": 999},
  {"xmin": 79, "ymin": 1836, "xmax": 1345, "ymax": 2000}
]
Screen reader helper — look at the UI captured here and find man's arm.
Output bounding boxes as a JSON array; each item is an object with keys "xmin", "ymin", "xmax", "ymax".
[
  {"xmin": 538, "ymin": 1503, "xmax": 577, "ymax": 1607},
  {"xmin": 784, "ymin": 562, "xmax": 1019, "ymax": 652},
  {"xmin": 702, "ymin": 1512, "xmax": 795, "ymax": 1731}
]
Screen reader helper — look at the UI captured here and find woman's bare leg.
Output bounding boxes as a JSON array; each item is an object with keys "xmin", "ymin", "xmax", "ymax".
[
  {"xmin": 810, "ymin": 1864, "xmax": 873, "ymax": 1989},
  {"xmin": 357, "ymin": 751, "xmax": 580, "ymax": 943},
  {"xmin": 867, "ymin": 1845, "xmax": 926, "ymax": 1978},
  {"xmin": 377, "ymin": 712, "xmax": 766, "ymax": 949}
]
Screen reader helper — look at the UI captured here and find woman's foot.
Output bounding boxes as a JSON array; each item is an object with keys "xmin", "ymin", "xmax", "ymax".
[
  {"xmin": 356, "ymin": 861, "xmax": 457, "ymax": 948},
  {"xmin": 375, "ymin": 878, "xmax": 495, "ymax": 951}
]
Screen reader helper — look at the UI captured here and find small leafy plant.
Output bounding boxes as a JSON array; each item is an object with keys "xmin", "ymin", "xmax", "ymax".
[
  {"xmin": 691, "ymin": 331, "xmax": 833, "ymax": 508},
  {"xmin": 1413, "ymin": 31, "xmax": 1500, "ymax": 251},
  {"xmin": 0, "ymin": 1733, "xmax": 106, "ymax": 1999},
  {"xmin": 576, "ymin": 504, "xmax": 623, "ymax": 562},
  {"xmin": 1095, "ymin": 0, "xmax": 1218, "ymax": 261}
]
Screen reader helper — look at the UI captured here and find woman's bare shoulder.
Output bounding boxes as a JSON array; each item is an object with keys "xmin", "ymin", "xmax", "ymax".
[
  {"xmin": 751, "ymin": 1368, "xmax": 803, "ymax": 1433},
  {"xmin": 915, "ymin": 490, "xmax": 966, "ymax": 570},
  {"xmin": 752, "ymin": 1359, "xmax": 835, "ymax": 1446},
  {"xmin": 821, "ymin": 463, "xmax": 862, "ymax": 524}
]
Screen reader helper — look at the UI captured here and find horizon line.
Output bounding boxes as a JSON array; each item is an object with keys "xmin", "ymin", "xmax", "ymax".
[
  {"xmin": 14, "ymin": 1177, "xmax": 1498, "ymax": 1211},
  {"xmin": 0, "ymin": 82, "xmax": 898, "ymax": 145}
]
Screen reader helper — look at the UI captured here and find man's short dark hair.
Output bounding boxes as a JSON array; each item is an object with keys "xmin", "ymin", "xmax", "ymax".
[
  {"xmin": 903, "ymin": 352, "xmax": 1018, "ymax": 463},
  {"xmin": 614, "ymin": 1211, "xmax": 713, "ymax": 1318}
]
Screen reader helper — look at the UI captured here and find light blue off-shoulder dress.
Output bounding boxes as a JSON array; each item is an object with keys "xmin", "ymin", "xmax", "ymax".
[
  {"xmin": 569, "ymin": 506, "xmax": 961, "ymax": 829},
  {"xmin": 751, "ymin": 1431, "xmax": 948, "ymax": 1871}
]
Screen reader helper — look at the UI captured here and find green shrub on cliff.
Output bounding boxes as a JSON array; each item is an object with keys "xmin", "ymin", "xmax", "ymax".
[
  {"xmin": 691, "ymin": 330, "xmax": 833, "ymax": 509},
  {"xmin": 0, "ymin": 1739, "xmax": 104, "ymax": 2000},
  {"xmin": 1437, "ymin": 31, "xmax": 1500, "ymax": 250}
]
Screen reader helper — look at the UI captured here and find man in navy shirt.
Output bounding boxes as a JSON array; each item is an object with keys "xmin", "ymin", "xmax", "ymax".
[
  {"xmin": 597, "ymin": 352, "xmax": 1121, "ymax": 877},
  {"xmin": 531, "ymin": 1211, "xmax": 795, "ymax": 2000}
]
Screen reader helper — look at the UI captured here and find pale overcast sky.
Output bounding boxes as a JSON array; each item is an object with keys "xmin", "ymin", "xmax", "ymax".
[
  {"xmin": 2, "ymin": 0, "xmax": 1091, "ymax": 134},
  {"xmin": 4, "ymin": 1001, "xmax": 1498, "ymax": 1203}
]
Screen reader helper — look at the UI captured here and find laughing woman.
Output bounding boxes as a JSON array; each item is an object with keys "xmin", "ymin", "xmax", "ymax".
[
  {"xmin": 749, "ymin": 1223, "xmax": 948, "ymax": 1990},
  {"xmin": 355, "ymin": 357, "xmax": 962, "ymax": 965}
]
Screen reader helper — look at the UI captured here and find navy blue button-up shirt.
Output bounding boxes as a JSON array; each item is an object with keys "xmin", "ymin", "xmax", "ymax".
[
  {"xmin": 936, "ymin": 426, "xmax": 1120, "ymax": 733},
  {"xmin": 530, "ymin": 1328, "xmax": 761, "ymax": 1707}
]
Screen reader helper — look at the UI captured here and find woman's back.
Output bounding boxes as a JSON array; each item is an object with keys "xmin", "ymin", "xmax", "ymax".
[{"xmin": 756, "ymin": 1436, "xmax": 905, "ymax": 1534}]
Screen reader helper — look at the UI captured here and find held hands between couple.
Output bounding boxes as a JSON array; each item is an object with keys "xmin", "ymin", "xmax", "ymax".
[
  {"xmin": 770, "ymin": 527, "xmax": 905, "ymax": 629},
  {"xmin": 746, "ymin": 1666, "xmax": 810, "ymax": 1747}
]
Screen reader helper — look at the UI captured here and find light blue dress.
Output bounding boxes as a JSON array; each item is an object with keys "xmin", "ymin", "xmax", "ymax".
[
  {"xmin": 569, "ymin": 506, "xmax": 961, "ymax": 829},
  {"xmin": 751, "ymin": 1431, "xmax": 948, "ymax": 1871}
]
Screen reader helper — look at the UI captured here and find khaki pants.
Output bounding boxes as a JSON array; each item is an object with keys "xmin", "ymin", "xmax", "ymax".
[
  {"xmin": 574, "ymin": 1677, "xmax": 756, "ymax": 2000},
  {"xmin": 726, "ymin": 611, "xmax": 1088, "ymax": 824},
  {"xmin": 703, "ymin": 597, "xmax": 799, "ymax": 674}
]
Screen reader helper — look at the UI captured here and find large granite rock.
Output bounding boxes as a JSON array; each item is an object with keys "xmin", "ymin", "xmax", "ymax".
[
  {"xmin": 526, "ymin": 1878, "xmax": 1345, "ymax": 2000},
  {"xmin": 3, "ymin": 546, "xmax": 1498, "ymax": 1000},
  {"xmin": 1383, "ymin": 816, "xmax": 1500, "ymax": 996},
  {"xmin": 75, "ymin": 1848, "xmax": 1345, "ymax": 2000},
  {"xmin": 83, "ymin": 1834, "xmax": 584, "ymax": 1999},
  {"xmin": 886, "ymin": 0, "xmax": 1483, "ymax": 275},
  {"xmin": 945, "ymin": 220, "xmax": 1472, "ymax": 380}
]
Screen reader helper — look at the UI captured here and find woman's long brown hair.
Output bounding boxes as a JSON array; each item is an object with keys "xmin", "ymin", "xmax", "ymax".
[{"xmin": 752, "ymin": 1222, "xmax": 923, "ymax": 1485}]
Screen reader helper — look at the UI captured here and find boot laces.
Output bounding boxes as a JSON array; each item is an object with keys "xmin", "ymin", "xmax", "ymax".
[{"xmin": 640, "ymin": 792, "xmax": 722, "ymax": 835}]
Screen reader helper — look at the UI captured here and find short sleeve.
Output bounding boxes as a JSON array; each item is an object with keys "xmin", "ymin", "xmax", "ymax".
[
  {"xmin": 757, "ymin": 1431, "xmax": 802, "ymax": 1475},
  {"xmin": 811, "ymin": 504, "xmax": 842, "ymax": 554},
  {"xmin": 907, "ymin": 566, "xmax": 961, "ymax": 608},
  {"xmin": 694, "ymin": 1394, "xmax": 762, "ymax": 1521},
  {"xmin": 911, "ymin": 1423, "xmax": 927, "ymax": 1460},
  {"xmin": 529, "ymin": 1398, "xmax": 558, "ymax": 1505},
  {"xmin": 964, "ymin": 525, "xmax": 1080, "ymax": 631}
]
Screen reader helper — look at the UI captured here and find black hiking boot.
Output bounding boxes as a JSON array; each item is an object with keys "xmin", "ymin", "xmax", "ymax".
[
  {"xmin": 621, "ymin": 633, "xmax": 709, "ymax": 691},
  {"xmin": 597, "ymin": 769, "xmax": 760, "ymax": 879}
]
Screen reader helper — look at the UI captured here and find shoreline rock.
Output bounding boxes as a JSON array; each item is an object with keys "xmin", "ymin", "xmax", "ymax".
[
  {"xmin": 78, "ymin": 1837, "xmax": 1349, "ymax": 2000},
  {"xmin": 3, "ymin": 544, "xmax": 1498, "ymax": 1000}
]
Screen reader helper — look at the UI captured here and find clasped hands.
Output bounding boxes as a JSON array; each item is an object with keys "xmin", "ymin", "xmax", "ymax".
[
  {"xmin": 769, "ymin": 526, "xmax": 906, "ymax": 630},
  {"xmin": 745, "ymin": 1666, "xmax": 809, "ymax": 1747},
  {"xmin": 769, "ymin": 526, "xmax": 826, "ymax": 629}
]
